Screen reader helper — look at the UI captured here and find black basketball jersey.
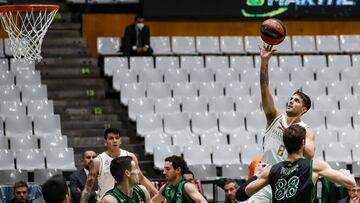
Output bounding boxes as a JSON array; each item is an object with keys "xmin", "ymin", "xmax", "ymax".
[{"xmin": 269, "ymin": 158, "xmax": 316, "ymax": 203}]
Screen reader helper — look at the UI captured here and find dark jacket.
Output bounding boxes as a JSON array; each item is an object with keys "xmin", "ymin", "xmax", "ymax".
[
  {"xmin": 122, "ymin": 24, "xmax": 152, "ymax": 56},
  {"xmin": 69, "ymin": 169, "xmax": 98, "ymax": 203}
]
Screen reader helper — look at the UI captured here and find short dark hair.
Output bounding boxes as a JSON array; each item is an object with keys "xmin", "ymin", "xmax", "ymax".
[
  {"xmin": 82, "ymin": 150, "xmax": 96, "ymax": 159},
  {"xmin": 224, "ymin": 179, "xmax": 239, "ymax": 188},
  {"xmin": 110, "ymin": 156, "xmax": 133, "ymax": 183},
  {"xmin": 134, "ymin": 14, "xmax": 144, "ymax": 22},
  {"xmin": 13, "ymin": 181, "xmax": 28, "ymax": 190},
  {"xmin": 184, "ymin": 170, "xmax": 194, "ymax": 177},
  {"xmin": 165, "ymin": 155, "xmax": 188, "ymax": 175},
  {"xmin": 42, "ymin": 175, "xmax": 68, "ymax": 203},
  {"xmin": 104, "ymin": 128, "xmax": 121, "ymax": 139},
  {"xmin": 283, "ymin": 125, "xmax": 306, "ymax": 154},
  {"xmin": 293, "ymin": 90, "xmax": 311, "ymax": 114}
]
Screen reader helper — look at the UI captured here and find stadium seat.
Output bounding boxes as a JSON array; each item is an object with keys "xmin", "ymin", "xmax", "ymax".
[
  {"xmin": 352, "ymin": 161, "xmax": 360, "ymax": 177},
  {"xmin": 0, "ymin": 149, "xmax": 15, "ymax": 170},
  {"xmin": 353, "ymin": 144, "xmax": 360, "ymax": 162},
  {"xmin": 97, "ymin": 37, "xmax": 120, "ymax": 55},
  {"xmin": 215, "ymin": 68, "xmax": 240, "ymax": 83},
  {"xmin": 274, "ymin": 81, "xmax": 300, "ymax": 98},
  {"xmin": 205, "ymin": 56, "xmax": 229, "ymax": 70},
  {"xmin": 301, "ymin": 80, "xmax": 327, "ymax": 96},
  {"xmin": 324, "ymin": 142, "xmax": 352, "ymax": 163},
  {"xmin": 325, "ymin": 110, "xmax": 353, "ymax": 131},
  {"xmin": 10, "ymin": 59, "xmax": 35, "ymax": 71},
  {"xmin": 163, "ymin": 112, "xmax": 191, "ymax": 134},
  {"xmin": 240, "ymin": 68, "xmax": 259, "ymax": 84},
  {"xmin": 0, "ymin": 135, "xmax": 8, "ymax": 149},
  {"xmin": 274, "ymin": 36, "xmax": 292, "ymax": 54},
  {"xmin": 354, "ymin": 81, "xmax": 360, "ymax": 96},
  {"xmin": 129, "ymin": 57, "xmax": 154, "ymax": 72},
  {"xmin": 153, "ymin": 145, "xmax": 181, "ymax": 170},
  {"xmin": 172, "ymin": 132, "xmax": 200, "ymax": 148},
  {"xmin": 33, "ymin": 115, "xmax": 62, "ymax": 137},
  {"xmin": 292, "ymin": 35, "xmax": 316, "ymax": 53},
  {"xmin": 225, "ymin": 81, "xmax": 250, "ymax": 97},
  {"xmin": 303, "ymin": 55, "xmax": 327, "ymax": 68},
  {"xmin": 180, "ymin": 56, "xmax": 204, "ymax": 69},
  {"xmin": 315, "ymin": 35, "xmax": 340, "ymax": 53},
  {"xmin": 146, "ymin": 82, "xmax": 172, "ymax": 99},
  {"xmin": 40, "ymin": 135, "xmax": 68, "ymax": 149},
  {"xmin": 230, "ymin": 56, "xmax": 254, "ymax": 70},
  {"xmin": 191, "ymin": 112, "xmax": 219, "ymax": 134},
  {"xmin": 220, "ymin": 36, "xmax": 244, "ymax": 54},
  {"xmin": 172, "ymin": 82, "xmax": 198, "ymax": 99},
  {"xmin": 34, "ymin": 168, "xmax": 62, "ymax": 184},
  {"xmin": 338, "ymin": 129, "xmax": 360, "ymax": 146},
  {"xmin": 5, "ymin": 116, "xmax": 32, "ymax": 137},
  {"xmin": 278, "ymin": 55, "xmax": 302, "ymax": 69},
  {"xmin": 138, "ymin": 69, "xmax": 163, "ymax": 83},
  {"xmin": 244, "ymin": 36, "xmax": 261, "ymax": 54},
  {"xmin": 154, "ymin": 97, "xmax": 181, "ymax": 114},
  {"xmin": 27, "ymin": 100, "xmax": 54, "ymax": 119},
  {"xmin": 112, "ymin": 69, "xmax": 137, "ymax": 91},
  {"xmin": 340, "ymin": 67, "xmax": 360, "ymax": 81},
  {"xmin": 269, "ymin": 68, "xmax": 291, "ymax": 83},
  {"xmin": 0, "ymin": 169, "xmax": 28, "ymax": 186},
  {"xmin": 315, "ymin": 129, "xmax": 338, "ymax": 146},
  {"xmin": 218, "ymin": 111, "xmax": 245, "ymax": 134},
  {"xmin": 21, "ymin": 85, "xmax": 48, "ymax": 103},
  {"xmin": 155, "ymin": 56, "xmax": 180, "ymax": 70},
  {"xmin": 208, "ymin": 96, "xmax": 234, "ymax": 113},
  {"xmin": 328, "ymin": 55, "xmax": 351, "ymax": 68},
  {"xmin": 188, "ymin": 164, "xmax": 217, "ymax": 179},
  {"xmin": 16, "ymin": 149, "xmax": 45, "ymax": 170},
  {"xmin": 339, "ymin": 95, "xmax": 360, "ymax": 111},
  {"xmin": 0, "ymin": 70, "xmax": 14, "ymax": 86},
  {"xmin": 353, "ymin": 113, "xmax": 360, "ymax": 129},
  {"xmin": 0, "ymin": 101, "xmax": 26, "ymax": 119},
  {"xmin": 313, "ymin": 95, "xmax": 339, "ymax": 111},
  {"xmin": 45, "ymin": 148, "xmax": 76, "ymax": 171},
  {"xmin": 136, "ymin": 114, "xmax": 163, "ymax": 136},
  {"xmin": 150, "ymin": 36, "xmax": 172, "ymax": 55},
  {"xmin": 120, "ymin": 83, "xmax": 146, "ymax": 105},
  {"xmin": 181, "ymin": 96, "xmax": 208, "ymax": 114},
  {"xmin": 327, "ymin": 81, "xmax": 353, "ymax": 96},
  {"xmin": 254, "ymin": 55, "xmax": 278, "ymax": 68},
  {"xmin": 339, "ymin": 35, "xmax": 360, "ymax": 53},
  {"xmin": 200, "ymin": 132, "xmax": 227, "ymax": 146},
  {"xmin": 183, "ymin": 145, "xmax": 212, "ymax": 165},
  {"xmin": 245, "ymin": 111, "xmax": 266, "ymax": 132},
  {"xmin": 249, "ymin": 82, "xmax": 261, "ymax": 97},
  {"xmin": 189, "ymin": 68, "xmax": 215, "ymax": 83},
  {"xmin": 222, "ymin": 164, "xmax": 249, "ymax": 179},
  {"xmin": 212, "ymin": 145, "xmax": 240, "ymax": 166},
  {"xmin": 302, "ymin": 110, "xmax": 326, "ymax": 129},
  {"xmin": 163, "ymin": 68, "xmax": 188, "ymax": 83},
  {"xmin": 4, "ymin": 38, "xmax": 13, "ymax": 57},
  {"xmin": 128, "ymin": 98, "xmax": 154, "ymax": 121},
  {"xmin": 290, "ymin": 67, "xmax": 315, "ymax": 82},
  {"xmin": 144, "ymin": 133, "xmax": 172, "ymax": 154},
  {"xmin": 104, "ymin": 57, "xmax": 128, "ymax": 76},
  {"xmin": 0, "ymin": 58, "xmax": 9, "ymax": 71},
  {"xmin": 172, "ymin": 36, "xmax": 196, "ymax": 55},
  {"xmin": 0, "ymin": 85, "xmax": 20, "ymax": 101},
  {"xmin": 10, "ymin": 135, "xmax": 38, "ymax": 149},
  {"xmin": 229, "ymin": 131, "xmax": 257, "ymax": 146},
  {"xmin": 240, "ymin": 144, "xmax": 262, "ymax": 164},
  {"xmin": 196, "ymin": 36, "xmax": 220, "ymax": 54},
  {"xmin": 353, "ymin": 54, "xmax": 360, "ymax": 67},
  {"xmin": 198, "ymin": 82, "xmax": 224, "ymax": 97}
]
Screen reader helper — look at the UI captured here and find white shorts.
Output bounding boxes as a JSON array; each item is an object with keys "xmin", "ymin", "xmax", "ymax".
[{"xmin": 247, "ymin": 185, "xmax": 272, "ymax": 203}]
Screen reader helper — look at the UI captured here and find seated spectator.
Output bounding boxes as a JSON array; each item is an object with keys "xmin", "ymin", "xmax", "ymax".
[
  {"xmin": 121, "ymin": 15, "xmax": 153, "ymax": 56},
  {"xmin": 183, "ymin": 170, "xmax": 204, "ymax": 195},
  {"xmin": 42, "ymin": 175, "xmax": 69, "ymax": 203},
  {"xmin": 224, "ymin": 179, "xmax": 239, "ymax": 203},
  {"xmin": 337, "ymin": 179, "xmax": 360, "ymax": 203},
  {"xmin": 9, "ymin": 181, "xmax": 32, "ymax": 203}
]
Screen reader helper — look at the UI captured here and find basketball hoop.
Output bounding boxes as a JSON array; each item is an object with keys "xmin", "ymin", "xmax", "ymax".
[{"xmin": 0, "ymin": 4, "xmax": 60, "ymax": 63}]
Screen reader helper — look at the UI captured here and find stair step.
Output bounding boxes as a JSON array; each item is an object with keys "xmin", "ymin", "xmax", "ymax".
[
  {"xmin": 42, "ymin": 78, "xmax": 109, "ymax": 90},
  {"xmin": 46, "ymin": 30, "xmax": 81, "ymax": 37},
  {"xmin": 49, "ymin": 22, "xmax": 81, "ymax": 30},
  {"xmin": 39, "ymin": 57, "xmax": 97, "ymax": 66},
  {"xmin": 53, "ymin": 99, "xmax": 121, "ymax": 107},
  {"xmin": 42, "ymin": 47, "xmax": 91, "ymax": 57},
  {"xmin": 60, "ymin": 114, "xmax": 121, "ymax": 121},
  {"xmin": 61, "ymin": 121, "xmax": 123, "ymax": 129},
  {"xmin": 57, "ymin": 105, "xmax": 123, "ymax": 115},
  {"xmin": 49, "ymin": 90, "xmax": 106, "ymax": 100},
  {"xmin": 39, "ymin": 66, "xmax": 101, "ymax": 78},
  {"xmin": 42, "ymin": 37, "xmax": 87, "ymax": 47}
]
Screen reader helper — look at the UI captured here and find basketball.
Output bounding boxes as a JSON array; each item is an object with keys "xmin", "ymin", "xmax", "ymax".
[{"xmin": 260, "ymin": 18, "xmax": 286, "ymax": 45}]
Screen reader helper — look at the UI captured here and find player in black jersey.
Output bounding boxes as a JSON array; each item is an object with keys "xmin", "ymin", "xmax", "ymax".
[{"xmin": 236, "ymin": 125, "xmax": 356, "ymax": 203}]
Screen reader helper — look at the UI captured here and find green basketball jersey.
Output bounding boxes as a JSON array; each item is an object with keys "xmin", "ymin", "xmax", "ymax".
[
  {"xmin": 162, "ymin": 178, "xmax": 195, "ymax": 203},
  {"xmin": 105, "ymin": 185, "xmax": 145, "ymax": 203}
]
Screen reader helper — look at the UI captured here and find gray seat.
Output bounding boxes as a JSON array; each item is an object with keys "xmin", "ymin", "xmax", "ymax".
[
  {"xmin": 315, "ymin": 35, "xmax": 340, "ymax": 53},
  {"xmin": 208, "ymin": 96, "xmax": 235, "ymax": 113},
  {"xmin": 181, "ymin": 96, "xmax": 208, "ymax": 114},
  {"xmin": 183, "ymin": 145, "xmax": 212, "ymax": 165},
  {"xmin": 104, "ymin": 57, "xmax": 128, "ymax": 76},
  {"xmin": 219, "ymin": 111, "xmax": 245, "ymax": 134},
  {"xmin": 129, "ymin": 56, "xmax": 154, "ymax": 72},
  {"xmin": 180, "ymin": 56, "xmax": 204, "ymax": 69},
  {"xmin": 150, "ymin": 36, "xmax": 172, "ymax": 55},
  {"xmin": 196, "ymin": 36, "xmax": 220, "ymax": 54},
  {"xmin": 0, "ymin": 85, "xmax": 20, "ymax": 101},
  {"xmin": 0, "ymin": 135, "xmax": 8, "ymax": 149},
  {"xmin": 191, "ymin": 112, "xmax": 219, "ymax": 134},
  {"xmin": 45, "ymin": 148, "xmax": 76, "ymax": 171},
  {"xmin": 5, "ymin": 116, "xmax": 32, "ymax": 137},
  {"xmin": 16, "ymin": 149, "xmax": 45, "ymax": 170},
  {"xmin": 0, "ymin": 169, "xmax": 28, "ymax": 184},
  {"xmin": 40, "ymin": 135, "xmax": 68, "ymax": 149},
  {"xmin": 0, "ymin": 70, "xmax": 14, "ymax": 85},
  {"xmin": 0, "ymin": 101, "xmax": 26, "ymax": 119},
  {"xmin": 97, "ymin": 37, "xmax": 120, "ymax": 55},
  {"xmin": 163, "ymin": 68, "xmax": 188, "ymax": 83},
  {"xmin": 205, "ymin": 56, "xmax": 229, "ymax": 70},
  {"xmin": 15, "ymin": 70, "xmax": 41, "ymax": 87},
  {"xmin": 144, "ymin": 133, "xmax": 172, "ymax": 154},
  {"xmin": 220, "ymin": 36, "xmax": 244, "ymax": 54},
  {"xmin": 10, "ymin": 59, "xmax": 35, "ymax": 71},
  {"xmin": 33, "ymin": 115, "xmax": 62, "ymax": 137},
  {"xmin": 128, "ymin": 98, "xmax": 154, "ymax": 121},
  {"xmin": 27, "ymin": 100, "xmax": 54, "ymax": 119},
  {"xmin": 10, "ymin": 135, "xmax": 38, "ymax": 149},
  {"xmin": 163, "ymin": 112, "xmax": 191, "ymax": 134},
  {"xmin": 33, "ymin": 168, "xmax": 62, "ymax": 184},
  {"xmin": 172, "ymin": 36, "xmax": 196, "ymax": 55},
  {"xmin": 153, "ymin": 145, "xmax": 181, "ymax": 170},
  {"xmin": 0, "ymin": 149, "xmax": 15, "ymax": 170},
  {"xmin": 21, "ymin": 85, "xmax": 48, "ymax": 103},
  {"xmin": 136, "ymin": 114, "xmax": 163, "ymax": 137},
  {"xmin": 112, "ymin": 69, "xmax": 137, "ymax": 91},
  {"xmin": 212, "ymin": 145, "xmax": 240, "ymax": 166},
  {"xmin": 292, "ymin": 35, "xmax": 316, "ymax": 53},
  {"xmin": 230, "ymin": 56, "xmax": 254, "ymax": 70},
  {"xmin": 222, "ymin": 164, "xmax": 249, "ymax": 179},
  {"xmin": 120, "ymin": 83, "xmax": 146, "ymax": 105},
  {"xmin": 155, "ymin": 56, "xmax": 179, "ymax": 70},
  {"xmin": 172, "ymin": 82, "xmax": 198, "ymax": 99}
]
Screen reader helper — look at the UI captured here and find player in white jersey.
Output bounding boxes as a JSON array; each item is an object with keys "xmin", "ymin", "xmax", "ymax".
[
  {"xmin": 80, "ymin": 128, "xmax": 158, "ymax": 203},
  {"xmin": 247, "ymin": 44, "xmax": 316, "ymax": 203}
]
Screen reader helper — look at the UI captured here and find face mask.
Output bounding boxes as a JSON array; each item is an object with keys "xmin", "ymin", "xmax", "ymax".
[{"xmin": 136, "ymin": 23, "xmax": 144, "ymax": 30}]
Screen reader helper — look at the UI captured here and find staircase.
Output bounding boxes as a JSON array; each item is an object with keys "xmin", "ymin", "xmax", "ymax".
[{"xmin": 38, "ymin": 5, "xmax": 161, "ymax": 178}]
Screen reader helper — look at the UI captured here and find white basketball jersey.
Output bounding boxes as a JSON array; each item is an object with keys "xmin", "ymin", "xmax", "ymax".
[
  {"xmin": 97, "ymin": 149, "xmax": 130, "ymax": 202},
  {"xmin": 261, "ymin": 114, "xmax": 308, "ymax": 165}
]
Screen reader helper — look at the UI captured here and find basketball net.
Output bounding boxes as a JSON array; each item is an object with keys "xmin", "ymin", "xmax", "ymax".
[{"xmin": 0, "ymin": 6, "xmax": 58, "ymax": 63}]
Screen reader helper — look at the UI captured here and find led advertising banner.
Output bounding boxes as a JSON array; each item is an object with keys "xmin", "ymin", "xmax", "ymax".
[{"xmin": 143, "ymin": 0, "xmax": 360, "ymax": 18}]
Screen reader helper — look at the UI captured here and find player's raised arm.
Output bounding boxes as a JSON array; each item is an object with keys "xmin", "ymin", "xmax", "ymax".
[
  {"xmin": 81, "ymin": 157, "xmax": 100, "ymax": 203},
  {"xmin": 184, "ymin": 182, "xmax": 208, "ymax": 203},
  {"xmin": 259, "ymin": 44, "xmax": 280, "ymax": 126}
]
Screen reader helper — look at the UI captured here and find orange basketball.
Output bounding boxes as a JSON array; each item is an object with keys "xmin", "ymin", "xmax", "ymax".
[{"xmin": 260, "ymin": 18, "xmax": 286, "ymax": 45}]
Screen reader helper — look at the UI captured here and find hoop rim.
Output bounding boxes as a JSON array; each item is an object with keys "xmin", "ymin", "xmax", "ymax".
[{"xmin": 0, "ymin": 4, "xmax": 60, "ymax": 13}]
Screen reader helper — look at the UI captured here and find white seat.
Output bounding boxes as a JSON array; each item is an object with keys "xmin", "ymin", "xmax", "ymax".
[
  {"xmin": 196, "ymin": 36, "xmax": 220, "ymax": 54},
  {"xmin": 104, "ymin": 57, "xmax": 128, "ymax": 76},
  {"xmin": 301, "ymin": 81, "xmax": 327, "ymax": 96},
  {"xmin": 352, "ymin": 145, "xmax": 360, "ymax": 162},
  {"xmin": 244, "ymin": 36, "xmax": 261, "ymax": 54},
  {"xmin": 5, "ymin": 116, "xmax": 32, "ymax": 137},
  {"xmin": 45, "ymin": 148, "xmax": 76, "ymax": 171},
  {"xmin": 355, "ymin": 81, "xmax": 360, "ymax": 96},
  {"xmin": 200, "ymin": 132, "xmax": 228, "ymax": 146},
  {"xmin": 188, "ymin": 164, "xmax": 217, "ymax": 180},
  {"xmin": 0, "ymin": 149, "xmax": 15, "ymax": 169},
  {"xmin": 0, "ymin": 85, "xmax": 20, "ymax": 101},
  {"xmin": 4, "ymin": 38, "xmax": 13, "ymax": 57},
  {"xmin": 352, "ymin": 161, "xmax": 360, "ymax": 177},
  {"xmin": 0, "ymin": 101, "xmax": 26, "ymax": 119},
  {"xmin": 33, "ymin": 115, "xmax": 62, "ymax": 137},
  {"xmin": 183, "ymin": 145, "xmax": 212, "ymax": 165},
  {"xmin": 181, "ymin": 96, "xmax": 208, "ymax": 114},
  {"xmin": 138, "ymin": 69, "xmax": 163, "ymax": 83},
  {"xmin": 144, "ymin": 133, "xmax": 172, "ymax": 154},
  {"xmin": 146, "ymin": 83, "xmax": 172, "ymax": 99},
  {"xmin": 326, "ymin": 110, "xmax": 353, "ymax": 131},
  {"xmin": 338, "ymin": 129, "xmax": 360, "ymax": 146},
  {"xmin": 0, "ymin": 70, "xmax": 14, "ymax": 85},
  {"xmin": 198, "ymin": 82, "xmax": 224, "ymax": 97},
  {"xmin": 292, "ymin": 35, "xmax": 316, "ymax": 53},
  {"xmin": 136, "ymin": 114, "xmax": 163, "ymax": 137},
  {"xmin": 128, "ymin": 98, "xmax": 154, "ymax": 121},
  {"xmin": 240, "ymin": 144, "xmax": 262, "ymax": 164},
  {"xmin": 0, "ymin": 58, "xmax": 9, "ymax": 71},
  {"xmin": 230, "ymin": 56, "xmax": 254, "ymax": 70},
  {"xmin": 33, "ymin": 168, "xmax": 62, "ymax": 185},
  {"xmin": 303, "ymin": 55, "xmax": 327, "ymax": 68},
  {"xmin": 313, "ymin": 95, "xmax": 339, "ymax": 111},
  {"xmin": 153, "ymin": 145, "xmax": 181, "ymax": 170},
  {"xmin": 163, "ymin": 112, "xmax": 191, "ymax": 134},
  {"xmin": 112, "ymin": 69, "xmax": 137, "ymax": 91},
  {"xmin": 191, "ymin": 112, "xmax": 218, "ymax": 134},
  {"xmin": 189, "ymin": 68, "xmax": 215, "ymax": 83},
  {"xmin": 273, "ymin": 96, "xmax": 288, "ymax": 112},
  {"xmin": 339, "ymin": 95, "xmax": 360, "ymax": 111},
  {"xmin": 172, "ymin": 36, "xmax": 196, "ymax": 55},
  {"xmin": 278, "ymin": 55, "xmax": 302, "ymax": 69},
  {"xmin": 172, "ymin": 82, "xmax": 198, "ymax": 99},
  {"xmin": 274, "ymin": 36, "xmax": 292, "ymax": 54},
  {"xmin": 328, "ymin": 55, "xmax": 351, "ymax": 68},
  {"xmin": 0, "ymin": 39, "xmax": 4, "ymax": 57},
  {"xmin": 212, "ymin": 145, "xmax": 240, "ymax": 166},
  {"xmin": 215, "ymin": 68, "xmax": 239, "ymax": 83},
  {"xmin": 324, "ymin": 143, "xmax": 352, "ymax": 163},
  {"xmin": 218, "ymin": 111, "xmax": 245, "ymax": 134},
  {"xmin": 245, "ymin": 111, "xmax": 266, "ymax": 132},
  {"xmin": 129, "ymin": 57, "xmax": 154, "ymax": 72},
  {"xmin": 315, "ymin": 35, "xmax": 340, "ymax": 53},
  {"xmin": 0, "ymin": 132, "xmax": 6, "ymax": 146},
  {"xmin": 225, "ymin": 82, "xmax": 250, "ymax": 97},
  {"xmin": 327, "ymin": 81, "xmax": 352, "ymax": 96},
  {"xmin": 27, "ymin": 100, "xmax": 54, "ymax": 119},
  {"xmin": 10, "ymin": 135, "xmax": 38, "ymax": 149},
  {"xmin": 302, "ymin": 110, "xmax": 326, "ymax": 130},
  {"xmin": 205, "ymin": 56, "xmax": 229, "ymax": 70},
  {"xmin": 120, "ymin": 83, "xmax": 146, "ymax": 105},
  {"xmin": 172, "ymin": 132, "xmax": 200, "ymax": 148},
  {"xmin": 254, "ymin": 55, "xmax": 278, "ymax": 68},
  {"xmin": 163, "ymin": 68, "xmax": 188, "ymax": 83},
  {"xmin": 222, "ymin": 164, "xmax": 249, "ymax": 179},
  {"xmin": 180, "ymin": 56, "xmax": 204, "ymax": 69},
  {"xmin": 10, "ymin": 58, "xmax": 35, "ymax": 71},
  {"xmin": 40, "ymin": 135, "xmax": 68, "ymax": 149},
  {"xmin": 341, "ymin": 67, "xmax": 360, "ymax": 81},
  {"xmin": 249, "ymin": 82, "xmax": 261, "ymax": 97},
  {"xmin": 339, "ymin": 35, "xmax": 360, "ymax": 53},
  {"xmin": 274, "ymin": 81, "xmax": 301, "ymax": 97},
  {"xmin": 155, "ymin": 56, "xmax": 179, "ymax": 70},
  {"xmin": 229, "ymin": 132, "xmax": 257, "ymax": 145},
  {"xmin": 269, "ymin": 68, "xmax": 290, "ymax": 83},
  {"xmin": 220, "ymin": 36, "xmax": 244, "ymax": 54},
  {"xmin": 315, "ymin": 129, "xmax": 338, "ymax": 146},
  {"xmin": 353, "ymin": 55, "xmax": 360, "ymax": 67},
  {"xmin": 208, "ymin": 96, "xmax": 234, "ymax": 113},
  {"xmin": 290, "ymin": 67, "xmax": 315, "ymax": 82},
  {"xmin": 21, "ymin": 85, "xmax": 48, "ymax": 103},
  {"xmin": 154, "ymin": 98, "xmax": 181, "ymax": 114},
  {"xmin": 150, "ymin": 36, "xmax": 171, "ymax": 55},
  {"xmin": 97, "ymin": 37, "xmax": 120, "ymax": 55},
  {"xmin": 16, "ymin": 149, "xmax": 45, "ymax": 170}
]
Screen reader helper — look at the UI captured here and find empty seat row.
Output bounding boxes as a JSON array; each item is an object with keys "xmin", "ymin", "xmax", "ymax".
[
  {"xmin": 0, "ymin": 148, "xmax": 75, "ymax": 171},
  {"xmin": 0, "ymin": 70, "xmax": 41, "ymax": 86},
  {"xmin": 0, "ymin": 57, "xmax": 36, "ymax": 72},
  {"xmin": 0, "ymin": 84, "xmax": 48, "ymax": 103},
  {"xmin": 0, "ymin": 135, "xmax": 67, "ymax": 150},
  {"xmin": 0, "ymin": 100, "xmax": 54, "ymax": 119},
  {"xmin": 0, "ymin": 168, "xmax": 62, "ymax": 185},
  {"xmin": 98, "ymin": 35, "xmax": 360, "ymax": 56}
]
